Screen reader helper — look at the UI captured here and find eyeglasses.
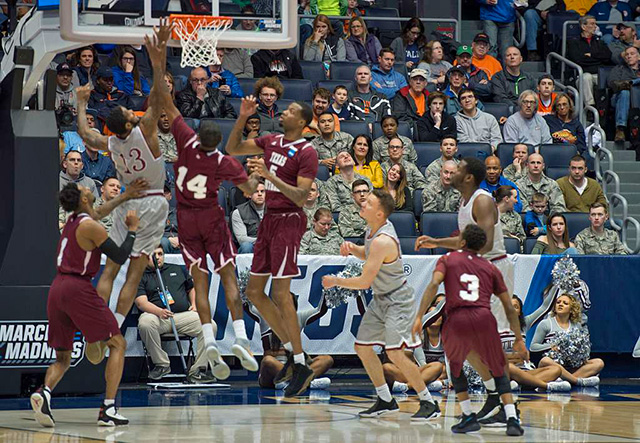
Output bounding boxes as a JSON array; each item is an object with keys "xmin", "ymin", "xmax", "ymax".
[
  {"xmin": 353, "ymin": 190, "xmax": 369, "ymax": 195},
  {"xmin": 191, "ymin": 78, "xmax": 209, "ymax": 84},
  {"xmin": 260, "ymin": 93, "xmax": 277, "ymax": 98},
  {"xmin": 522, "ymin": 100, "xmax": 536, "ymax": 106},
  {"xmin": 388, "ymin": 145, "xmax": 404, "ymax": 150}
]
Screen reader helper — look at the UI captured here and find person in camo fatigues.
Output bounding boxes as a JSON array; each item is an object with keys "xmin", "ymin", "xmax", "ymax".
[
  {"xmin": 425, "ymin": 136, "xmax": 460, "ymax": 183},
  {"xmin": 422, "ymin": 160, "xmax": 461, "ymax": 213},
  {"xmin": 575, "ymin": 203, "xmax": 628, "ymax": 255},
  {"xmin": 338, "ymin": 179, "xmax": 369, "ymax": 239},
  {"xmin": 381, "ymin": 136, "xmax": 428, "ymax": 192},
  {"xmin": 303, "ymin": 180, "xmax": 329, "ymax": 231},
  {"xmin": 502, "ymin": 143, "xmax": 529, "ymax": 183},
  {"xmin": 300, "ymin": 208, "xmax": 344, "ymax": 255},
  {"xmin": 59, "ymin": 176, "xmax": 122, "ymax": 232},
  {"xmin": 372, "ymin": 115, "xmax": 418, "ymax": 164},
  {"xmin": 311, "ymin": 111, "xmax": 353, "ymax": 170},
  {"xmin": 495, "ymin": 185, "xmax": 526, "ymax": 244},
  {"xmin": 322, "ymin": 151, "xmax": 372, "ymax": 211},
  {"xmin": 516, "ymin": 153, "xmax": 567, "ymax": 214}
]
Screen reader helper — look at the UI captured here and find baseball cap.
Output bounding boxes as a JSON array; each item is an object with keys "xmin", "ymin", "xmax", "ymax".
[
  {"xmin": 616, "ymin": 22, "xmax": 635, "ymax": 31},
  {"xmin": 409, "ymin": 68, "xmax": 428, "ymax": 79},
  {"xmin": 56, "ymin": 63, "xmax": 73, "ymax": 74},
  {"xmin": 473, "ymin": 32, "xmax": 490, "ymax": 44},
  {"xmin": 448, "ymin": 66, "xmax": 467, "ymax": 77},
  {"xmin": 456, "ymin": 45, "xmax": 472, "ymax": 56},
  {"xmin": 96, "ymin": 66, "xmax": 114, "ymax": 79}
]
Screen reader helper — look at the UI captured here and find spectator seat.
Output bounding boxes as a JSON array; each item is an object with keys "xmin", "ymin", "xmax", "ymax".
[
  {"xmin": 388, "ymin": 211, "xmax": 417, "ymax": 236},
  {"xmin": 299, "ymin": 61, "xmax": 327, "ymax": 85},
  {"xmin": 504, "ymin": 237, "xmax": 520, "ymax": 254},
  {"xmin": 317, "ymin": 165, "xmax": 331, "ymax": 181},
  {"xmin": 229, "ymin": 187, "xmax": 248, "ymax": 212},
  {"xmin": 420, "ymin": 212, "xmax": 458, "ymax": 254},
  {"xmin": 540, "ymin": 144, "xmax": 577, "ymax": 168},
  {"xmin": 330, "ymin": 62, "xmax": 363, "ymax": 81},
  {"xmin": 399, "ymin": 237, "xmax": 431, "ymax": 255},
  {"xmin": 483, "ymin": 102, "xmax": 512, "ymax": 124},
  {"xmin": 413, "ymin": 189, "xmax": 423, "ymax": 218},
  {"xmin": 280, "ymin": 79, "xmax": 314, "ymax": 101},
  {"xmin": 496, "ymin": 143, "xmax": 535, "ymax": 167},
  {"xmin": 563, "ymin": 212, "xmax": 590, "ymax": 240},
  {"xmin": 545, "ymin": 167, "xmax": 567, "ymax": 180},
  {"xmin": 340, "ymin": 120, "xmax": 371, "ymax": 138},
  {"xmin": 524, "ymin": 238, "xmax": 538, "ymax": 254},
  {"xmin": 237, "ymin": 78, "xmax": 258, "ymax": 97},
  {"xmin": 372, "ymin": 120, "xmax": 412, "ymax": 140},
  {"xmin": 414, "ymin": 142, "xmax": 441, "ymax": 169},
  {"xmin": 457, "ymin": 143, "xmax": 492, "ymax": 160},
  {"xmin": 184, "ymin": 118, "xmax": 200, "ymax": 131},
  {"xmin": 204, "ymin": 118, "xmax": 236, "ymax": 153}
]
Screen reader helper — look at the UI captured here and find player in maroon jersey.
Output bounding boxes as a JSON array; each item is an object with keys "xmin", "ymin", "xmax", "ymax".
[
  {"xmin": 412, "ymin": 225, "xmax": 528, "ymax": 436},
  {"xmin": 226, "ymin": 96, "xmax": 318, "ymax": 397},
  {"xmin": 31, "ymin": 183, "xmax": 144, "ymax": 428},
  {"xmin": 153, "ymin": 54, "xmax": 261, "ymax": 380}
]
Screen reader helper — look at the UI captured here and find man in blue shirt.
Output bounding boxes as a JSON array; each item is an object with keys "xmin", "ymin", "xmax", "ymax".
[
  {"xmin": 207, "ymin": 48, "xmax": 244, "ymax": 98},
  {"xmin": 479, "ymin": 0, "xmax": 517, "ymax": 60},
  {"xmin": 480, "ymin": 155, "xmax": 523, "ymax": 212},
  {"xmin": 81, "ymin": 128, "xmax": 116, "ymax": 184},
  {"xmin": 371, "ymin": 48, "xmax": 408, "ymax": 100},
  {"xmin": 588, "ymin": 0, "xmax": 633, "ymax": 44}
]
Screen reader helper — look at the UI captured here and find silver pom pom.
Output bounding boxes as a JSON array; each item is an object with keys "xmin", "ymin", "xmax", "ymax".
[
  {"xmin": 545, "ymin": 326, "xmax": 591, "ymax": 368},
  {"xmin": 462, "ymin": 361, "xmax": 484, "ymax": 389},
  {"xmin": 322, "ymin": 262, "xmax": 372, "ymax": 308},
  {"xmin": 237, "ymin": 269, "xmax": 252, "ymax": 307},
  {"xmin": 551, "ymin": 256, "xmax": 581, "ymax": 292}
]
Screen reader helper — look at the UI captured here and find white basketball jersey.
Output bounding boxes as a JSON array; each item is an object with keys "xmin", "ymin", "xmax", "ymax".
[
  {"xmin": 458, "ymin": 188, "xmax": 506, "ymax": 260},
  {"xmin": 108, "ymin": 126, "xmax": 165, "ymax": 192}
]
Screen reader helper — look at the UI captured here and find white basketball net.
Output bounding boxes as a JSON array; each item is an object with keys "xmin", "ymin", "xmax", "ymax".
[{"xmin": 172, "ymin": 17, "xmax": 232, "ymax": 68}]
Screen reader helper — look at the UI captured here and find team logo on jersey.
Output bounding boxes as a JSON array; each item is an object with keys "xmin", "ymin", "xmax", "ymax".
[{"xmin": 0, "ymin": 321, "xmax": 85, "ymax": 368}]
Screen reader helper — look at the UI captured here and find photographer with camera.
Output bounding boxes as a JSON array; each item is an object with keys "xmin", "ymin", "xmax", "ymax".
[
  {"xmin": 207, "ymin": 48, "xmax": 243, "ymax": 98},
  {"xmin": 55, "ymin": 63, "xmax": 78, "ymax": 131}
]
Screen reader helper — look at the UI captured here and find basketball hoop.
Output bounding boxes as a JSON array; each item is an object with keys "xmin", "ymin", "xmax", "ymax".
[{"xmin": 169, "ymin": 14, "xmax": 233, "ymax": 68}]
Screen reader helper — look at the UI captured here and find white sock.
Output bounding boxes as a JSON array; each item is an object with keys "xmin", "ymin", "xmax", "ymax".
[
  {"xmin": 232, "ymin": 320, "xmax": 248, "ymax": 341},
  {"xmin": 460, "ymin": 399, "xmax": 472, "ymax": 415},
  {"xmin": 375, "ymin": 384, "xmax": 393, "ymax": 402},
  {"xmin": 484, "ymin": 378, "xmax": 496, "ymax": 392},
  {"xmin": 504, "ymin": 403, "xmax": 517, "ymax": 419},
  {"xmin": 103, "ymin": 398, "xmax": 115, "ymax": 406},
  {"xmin": 293, "ymin": 353, "xmax": 305, "ymax": 365},
  {"xmin": 114, "ymin": 313, "xmax": 125, "ymax": 328},
  {"xmin": 202, "ymin": 323, "xmax": 216, "ymax": 347},
  {"xmin": 417, "ymin": 388, "xmax": 433, "ymax": 402},
  {"xmin": 283, "ymin": 342, "xmax": 293, "ymax": 353}
]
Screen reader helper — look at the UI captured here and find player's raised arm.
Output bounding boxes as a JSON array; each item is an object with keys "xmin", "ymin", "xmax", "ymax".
[
  {"xmin": 92, "ymin": 178, "xmax": 149, "ymax": 220},
  {"xmin": 322, "ymin": 235, "xmax": 392, "ymax": 290},
  {"xmin": 247, "ymin": 157, "xmax": 314, "ymax": 207},
  {"xmin": 340, "ymin": 241, "xmax": 365, "ymax": 260},
  {"xmin": 413, "ymin": 269, "xmax": 445, "ymax": 338},
  {"xmin": 76, "ymin": 85, "xmax": 108, "ymax": 150},
  {"xmin": 225, "ymin": 96, "xmax": 265, "ymax": 156},
  {"xmin": 415, "ymin": 234, "xmax": 462, "ymax": 251},
  {"xmin": 78, "ymin": 210, "xmax": 140, "ymax": 265}
]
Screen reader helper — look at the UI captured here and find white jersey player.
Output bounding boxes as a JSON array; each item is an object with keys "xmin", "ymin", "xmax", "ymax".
[{"xmin": 74, "ymin": 22, "xmax": 173, "ymax": 364}]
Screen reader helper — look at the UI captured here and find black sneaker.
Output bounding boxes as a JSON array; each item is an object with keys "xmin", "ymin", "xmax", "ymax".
[
  {"xmin": 451, "ymin": 413, "xmax": 481, "ymax": 433},
  {"xmin": 506, "ymin": 417, "xmax": 524, "ymax": 436},
  {"xmin": 411, "ymin": 400, "xmax": 441, "ymax": 421},
  {"xmin": 359, "ymin": 397, "xmax": 399, "ymax": 418},
  {"xmin": 273, "ymin": 353, "xmax": 293, "ymax": 385},
  {"xmin": 30, "ymin": 387, "xmax": 55, "ymax": 428},
  {"xmin": 476, "ymin": 391, "xmax": 501, "ymax": 420},
  {"xmin": 480, "ymin": 403, "xmax": 521, "ymax": 427},
  {"xmin": 97, "ymin": 403, "xmax": 129, "ymax": 426},
  {"xmin": 284, "ymin": 363, "xmax": 314, "ymax": 397},
  {"xmin": 187, "ymin": 368, "xmax": 217, "ymax": 384}
]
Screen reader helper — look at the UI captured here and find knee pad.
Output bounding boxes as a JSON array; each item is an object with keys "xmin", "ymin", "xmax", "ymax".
[
  {"xmin": 451, "ymin": 372, "xmax": 469, "ymax": 393},
  {"xmin": 495, "ymin": 374, "xmax": 511, "ymax": 395}
]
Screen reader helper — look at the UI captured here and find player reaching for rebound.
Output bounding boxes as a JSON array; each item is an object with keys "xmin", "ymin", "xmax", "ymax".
[
  {"xmin": 322, "ymin": 190, "xmax": 440, "ymax": 421},
  {"xmin": 226, "ymin": 96, "xmax": 318, "ymax": 397},
  {"xmin": 413, "ymin": 224, "xmax": 528, "ymax": 436},
  {"xmin": 75, "ymin": 21, "xmax": 172, "ymax": 364},
  {"xmin": 416, "ymin": 156, "xmax": 515, "ymax": 423},
  {"xmin": 149, "ymin": 22, "xmax": 260, "ymax": 378},
  {"xmin": 31, "ymin": 183, "xmax": 146, "ymax": 427}
]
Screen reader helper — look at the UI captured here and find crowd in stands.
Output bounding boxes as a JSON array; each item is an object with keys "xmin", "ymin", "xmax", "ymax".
[{"xmin": 53, "ymin": 1, "xmax": 634, "ymax": 257}]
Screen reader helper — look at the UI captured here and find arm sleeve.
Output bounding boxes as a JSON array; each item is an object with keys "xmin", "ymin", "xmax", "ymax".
[
  {"xmin": 530, "ymin": 319, "xmax": 553, "ymax": 352},
  {"xmin": 390, "ymin": 38, "xmax": 404, "ymax": 63},
  {"xmin": 574, "ymin": 232, "xmax": 586, "ymax": 254},
  {"xmin": 502, "ymin": 117, "xmax": 519, "ymax": 143},
  {"xmin": 531, "ymin": 240, "xmax": 546, "ymax": 255},
  {"xmin": 540, "ymin": 119, "xmax": 553, "ymax": 144},
  {"xmin": 302, "ymin": 41, "xmax": 323, "ymax": 62},
  {"xmin": 345, "ymin": 40, "xmax": 359, "ymax": 62},
  {"xmin": 113, "ymin": 69, "xmax": 135, "ymax": 96},
  {"xmin": 413, "ymin": 346, "xmax": 427, "ymax": 367},
  {"xmin": 251, "ymin": 53, "xmax": 267, "ymax": 78},
  {"xmin": 228, "ymin": 74, "xmax": 243, "ymax": 98},
  {"xmin": 422, "ymin": 189, "xmax": 436, "ymax": 212},
  {"xmin": 370, "ymin": 162, "xmax": 384, "ymax": 189},
  {"xmin": 490, "ymin": 116, "xmax": 503, "ymax": 148},
  {"xmin": 99, "ymin": 232, "xmax": 136, "ymax": 265},
  {"xmin": 177, "ymin": 92, "xmax": 203, "ymax": 119},
  {"xmin": 242, "ymin": 52, "xmax": 254, "ymax": 78},
  {"xmin": 524, "ymin": 286, "xmax": 557, "ymax": 329}
]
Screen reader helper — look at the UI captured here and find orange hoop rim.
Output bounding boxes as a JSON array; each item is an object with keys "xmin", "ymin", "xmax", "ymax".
[{"xmin": 169, "ymin": 14, "xmax": 233, "ymax": 39}]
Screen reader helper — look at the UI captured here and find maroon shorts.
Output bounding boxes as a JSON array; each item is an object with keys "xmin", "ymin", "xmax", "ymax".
[
  {"xmin": 442, "ymin": 307, "xmax": 506, "ymax": 378},
  {"xmin": 178, "ymin": 206, "xmax": 236, "ymax": 274},
  {"xmin": 47, "ymin": 274, "xmax": 121, "ymax": 350},
  {"xmin": 251, "ymin": 211, "xmax": 306, "ymax": 279}
]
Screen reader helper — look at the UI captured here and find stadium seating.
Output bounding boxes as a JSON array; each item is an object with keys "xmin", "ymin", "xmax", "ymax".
[
  {"xmin": 483, "ymin": 102, "xmax": 512, "ymax": 124},
  {"xmin": 413, "ymin": 189, "xmax": 423, "ymax": 219},
  {"xmin": 168, "ymin": 55, "xmax": 191, "ymax": 79},
  {"xmin": 228, "ymin": 97, "xmax": 241, "ymax": 116},
  {"xmin": 545, "ymin": 167, "xmax": 567, "ymax": 180},
  {"xmin": 414, "ymin": 142, "xmax": 441, "ymax": 169},
  {"xmin": 332, "ymin": 212, "xmax": 339, "ymax": 223},
  {"xmin": 276, "ymin": 99, "xmax": 295, "ymax": 111},
  {"xmin": 317, "ymin": 165, "xmax": 331, "ymax": 181},
  {"xmin": 457, "ymin": 143, "xmax": 492, "ymax": 160},
  {"xmin": 504, "ymin": 237, "xmax": 520, "ymax": 254},
  {"xmin": 420, "ymin": 212, "xmax": 458, "ymax": 254},
  {"xmin": 540, "ymin": 144, "xmax": 577, "ymax": 168},
  {"xmin": 563, "ymin": 212, "xmax": 590, "ymax": 239},
  {"xmin": 524, "ymin": 238, "xmax": 538, "ymax": 254},
  {"xmin": 372, "ymin": 121, "xmax": 412, "ymax": 140},
  {"xmin": 496, "ymin": 143, "xmax": 535, "ymax": 167},
  {"xmin": 388, "ymin": 211, "xmax": 417, "ymax": 236},
  {"xmin": 340, "ymin": 120, "xmax": 371, "ymax": 138},
  {"xmin": 318, "ymin": 80, "xmax": 354, "ymax": 93},
  {"xmin": 238, "ymin": 78, "xmax": 258, "ymax": 96},
  {"xmin": 330, "ymin": 62, "xmax": 363, "ymax": 81},
  {"xmin": 280, "ymin": 79, "xmax": 314, "ymax": 101},
  {"xmin": 184, "ymin": 118, "xmax": 199, "ymax": 131},
  {"xmin": 399, "ymin": 237, "xmax": 431, "ymax": 255},
  {"xmin": 204, "ymin": 118, "xmax": 236, "ymax": 152},
  {"xmin": 365, "ymin": 7, "xmax": 401, "ymax": 46},
  {"xmin": 173, "ymin": 74, "xmax": 187, "ymax": 93},
  {"xmin": 299, "ymin": 61, "xmax": 327, "ymax": 85}
]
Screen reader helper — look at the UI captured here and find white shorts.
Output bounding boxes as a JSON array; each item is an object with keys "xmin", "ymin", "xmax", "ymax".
[
  {"xmin": 490, "ymin": 256, "xmax": 514, "ymax": 334},
  {"xmin": 110, "ymin": 195, "xmax": 169, "ymax": 258}
]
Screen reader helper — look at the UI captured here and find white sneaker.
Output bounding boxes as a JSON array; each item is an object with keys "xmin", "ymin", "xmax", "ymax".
[
  {"xmin": 310, "ymin": 377, "xmax": 331, "ymax": 390},
  {"xmin": 97, "ymin": 403, "xmax": 128, "ymax": 426},
  {"xmin": 205, "ymin": 343, "xmax": 230, "ymax": 380},
  {"xmin": 547, "ymin": 381, "xmax": 572, "ymax": 392},
  {"xmin": 510, "ymin": 380, "xmax": 520, "ymax": 391},
  {"xmin": 392, "ymin": 381, "xmax": 409, "ymax": 393},
  {"xmin": 231, "ymin": 338, "xmax": 259, "ymax": 372},
  {"xmin": 427, "ymin": 380, "xmax": 443, "ymax": 391},
  {"xmin": 578, "ymin": 376, "xmax": 600, "ymax": 387}
]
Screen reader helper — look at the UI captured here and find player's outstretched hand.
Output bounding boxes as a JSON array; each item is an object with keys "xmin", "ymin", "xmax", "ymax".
[
  {"xmin": 322, "ymin": 275, "xmax": 336, "ymax": 289},
  {"xmin": 145, "ymin": 17, "xmax": 173, "ymax": 67},
  {"xmin": 411, "ymin": 317, "xmax": 423, "ymax": 342},
  {"xmin": 76, "ymin": 84, "xmax": 91, "ymax": 104},
  {"xmin": 247, "ymin": 157, "xmax": 269, "ymax": 179},
  {"xmin": 125, "ymin": 210, "xmax": 140, "ymax": 231},
  {"xmin": 513, "ymin": 338, "xmax": 530, "ymax": 362},
  {"xmin": 340, "ymin": 241, "xmax": 354, "ymax": 257},
  {"xmin": 415, "ymin": 235, "xmax": 437, "ymax": 250},
  {"xmin": 123, "ymin": 178, "xmax": 149, "ymax": 200},
  {"xmin": 240, "ymin": 95, "xmax": 259, "ymax": 118}
]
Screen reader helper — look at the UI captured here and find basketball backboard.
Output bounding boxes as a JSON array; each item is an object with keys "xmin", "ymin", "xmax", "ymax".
[{"xmin": 60, "ymin": 0, "xmax": 297, "ymax": 49}]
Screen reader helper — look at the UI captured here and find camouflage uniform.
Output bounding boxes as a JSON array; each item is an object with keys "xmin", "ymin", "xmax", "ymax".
[
  {"xmin": 58, "ymin": 196, "xmax": 114, "ymax": 233},
  {"xmin": 338, "ymin": 203, "xmax": 367, "ymax": 238},
  {"xmin": 422, "ymin": 180, "xmax": 461, "ymax": 213},
  {"xmin": 321, "ymin": 173, "xmax": 372, "ymax": 211},
  {"xmin": 158, "ymin": 131, "xmax": 178, "ymax": 162},
  {"xmin": 372, "ymin": 135, "xmax": 418, "ymax": 164},
  {"xmin": 516, "ymin": 174, "xmax": 567, "ymax": 214},
  {"xmin": 299, "ymin": 229, "xmax": 344, "ymax": 255},
  {"xmin": 500, "ymin": 210, "xmax": 526, "ymax": 243},
  {"xmin": 502, "ymin": 163, "xmax": 526, "ymax": 183},
  {"xmin": 574, "ymin": 227, "xmax": 628, "ymax": 255},
  {"xmin": 303, "ymin": 198, "xmax": 333, "ymax": 231},
  {"xmin": 381, "ymin": 159, "xmax": 428, "ymax": 191},
  {"xmin": 425, "ymin": 157, "xmax": 460, "ymax": 183},
  {"xmin": 311, "ymin": 131, "xmax": 353, "ymax": 161}
]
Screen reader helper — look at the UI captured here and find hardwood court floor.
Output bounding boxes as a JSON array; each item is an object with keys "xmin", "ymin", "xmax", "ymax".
[{"xmin": 0, "ymin": 383, "xmax": 638, "ymax": 442}]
